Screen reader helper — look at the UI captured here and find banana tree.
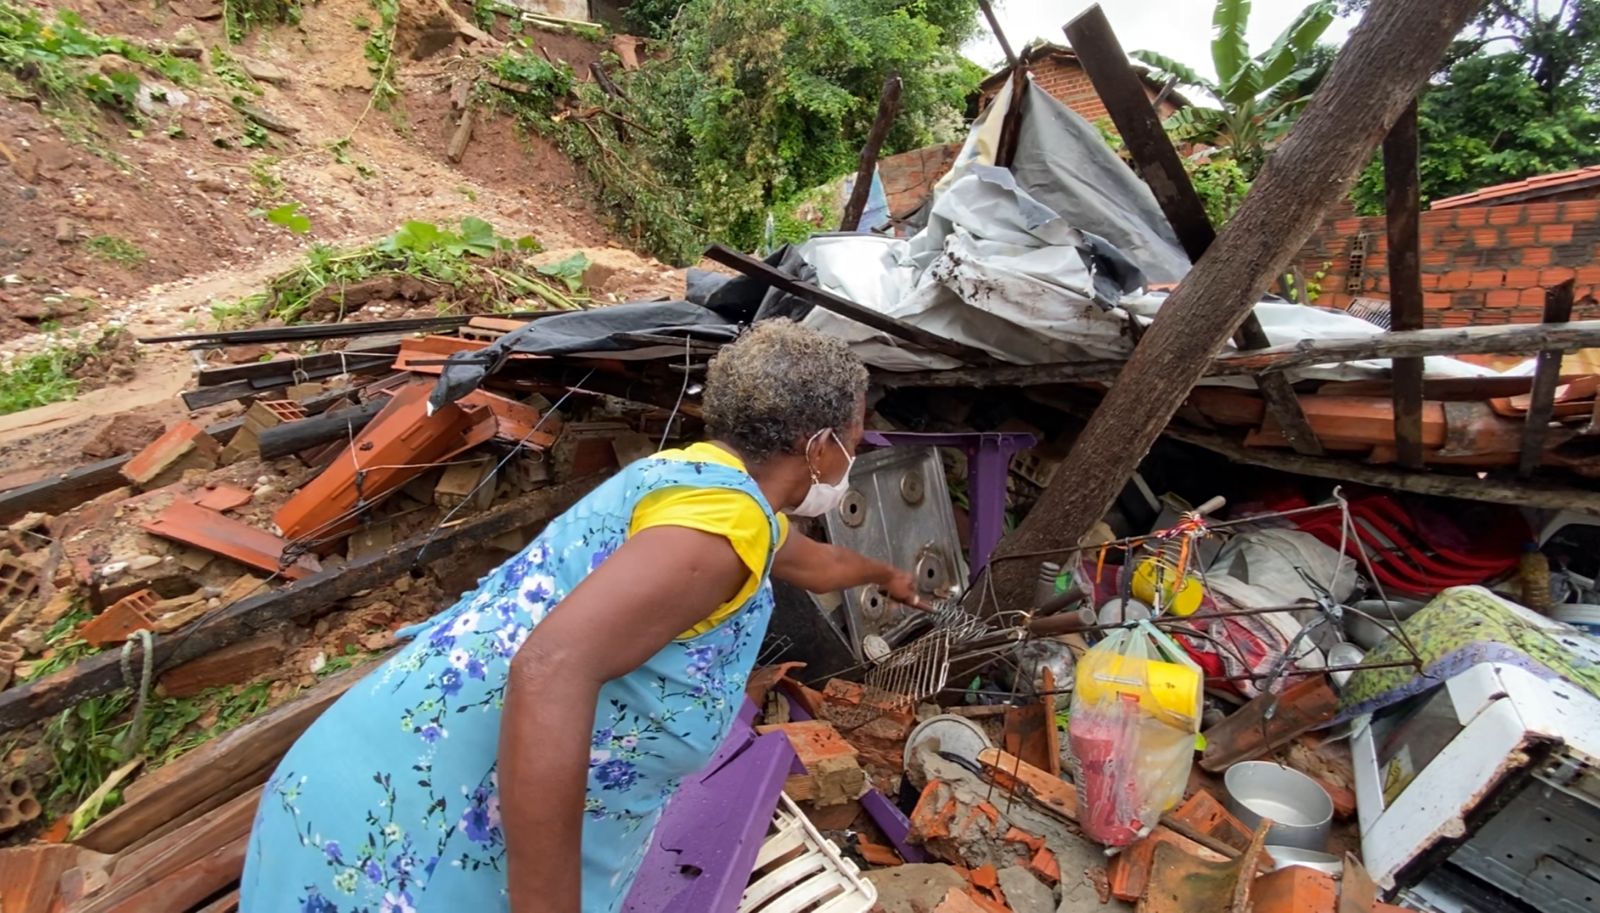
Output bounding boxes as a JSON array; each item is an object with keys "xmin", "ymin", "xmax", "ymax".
[{"xmin": 1133, "ymin": 0, "xmax": 1336, "ymax": 177}]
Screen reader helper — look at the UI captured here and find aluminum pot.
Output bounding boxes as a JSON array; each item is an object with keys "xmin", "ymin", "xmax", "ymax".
[
  {"xmin": 1266, "ymin": 846, "xmax": 1343, "ymax": 876},
  {"xmin": 1223, "ymin": 761, "xmax": 1333, "ymax": 851}
]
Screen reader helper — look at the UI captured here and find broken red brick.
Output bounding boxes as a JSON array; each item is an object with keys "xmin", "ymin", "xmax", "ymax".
[
  {"xmin": 192, "ymin": 483, "xmax": 253, "ymax": 513},
  {"xmin": 121, "ymin": 421, "xmax": 221, "ymax": 490},
  {"xmin": 856, "ymin": 837, "xmax": 902, "ymax": 868},
  {"xmin": 142, "ymin": 500, "xmax": 320, "ymax": 581},
  {"xmin": 0, "ymin": 555, "xmax": 41, "ymax": 606},
  {"xmin": 461, "ymin": 389, "xmax": 561, "ymax": 448},
  {"xmin": 969, "ymin": 864, "xmax": 999, "ymax": 891},
  {"xmin": 81, "ymin": 414, "xmax": 166, "ymax": 460},
  {"xmin": 1169, "ymin": 790, "xmax": 1254, "ymax": 852},
  {"xmin": 1250, "ymin": 865, "xmax": 1337, "ymax": 913},
  {"xmin": 1026, "ymin": 847, "xmax": 1059, "ymax": 886},
  {"xmin": 78, "ymin": 589, "xmax": 158, "ymax": 647},
  {"xmin": 1106, "ymin": 827, "xmax": 1228, "ymax": 902}
]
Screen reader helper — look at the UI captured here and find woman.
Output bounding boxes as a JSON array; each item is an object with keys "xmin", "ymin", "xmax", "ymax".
[{"xmin": 243, "ymin": 319, "xmax": 925, "ymax": 913}]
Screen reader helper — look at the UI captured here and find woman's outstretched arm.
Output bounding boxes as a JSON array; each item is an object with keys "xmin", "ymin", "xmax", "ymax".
[{"xmin": 500, "ymin": 526, "xmax": 747, "ymax": 913}]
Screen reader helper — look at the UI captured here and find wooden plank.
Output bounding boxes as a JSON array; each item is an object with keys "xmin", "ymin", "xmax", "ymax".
[
  {"xmin": 196, "ymin": 348, "xmax": 397, "ymax": 387},
  {"xmin": 1200, "ymin": 674, "xmax": 1340, "ymax": 772},
  {"xmin": 1159, "ymin": 420, "xmax": 1600, "ymax": 514},
  {"xmin": 701, "ymin": 245, "xmax": 995, "ymax": 365},
  {"xmin": 0, "ymin": 479, "xmax": 594, "ymax": 732},
  {"xmin": 993, "ymin": 68, "xmax": 1028, "ymax": 170},
  {"xmin": 1384, "ymin": 101, "xmax": 1426, "ymax": 469},
  {"xmin": 82, "ymin": 788, "xmax": 259, "ymax": 913},
  {"xmin": 838, "ymin": 74, "xmax": 902, "ymax": 232},
  {"xmin": 1062, "ymin": 4, "xmax": 1325, "ymax": 456},
  {"xmin": 877, "ymin": 320, "xmax": 1600, "ymax": 390},
  {"xmin": 1520, "ymin": 280, "xmax": 1577, "ymax": 476},
  {"xmin": 1063, "ymin": 6, "xmax": 1212, "ymax": 261},
  {"xmin": 975, "ymin": 748, "xmax": 1078, "ymax": 822},
  {"xmin": 446, "ymin": 105, "xmax": 476, "ymax": 164},
  {"xmin": 76, "ymin": 659, "xmax": 382, "ymax": 854}
]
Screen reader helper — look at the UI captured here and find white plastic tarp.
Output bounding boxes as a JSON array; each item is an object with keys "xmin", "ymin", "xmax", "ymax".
[{"xmin": 796, "ymin": 75, "xmax": 1495, "ymax": 383}]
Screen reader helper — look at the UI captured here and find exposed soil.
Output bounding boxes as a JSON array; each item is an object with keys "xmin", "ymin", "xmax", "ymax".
[{"xmin": 0, "ymin": 0, "xmax": 684, "ymax": 459}]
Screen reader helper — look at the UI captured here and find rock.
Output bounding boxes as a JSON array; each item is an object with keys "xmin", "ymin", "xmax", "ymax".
[
  {"xmin": 238, "ymin": 57, "xmax": 290, "ymax": 85},
  {"xmin": 13, "ymin": 628, "xmax": 46, "ymax": 655},
  {"xmin": 82, "ymin": 414, "xmax": 167, "ymax": 459},
  {"xmin": 127, "ymin": 555, "xmax": 163, "ymax": 571},
  {"xmin": 998, "ymin": 866, "xmax": 1055, "ymax": 913},
  {"xmin": 173, "ymin": 24, "xmax": 204, "ymax": 47},
  {"xmin": 866, "ymin": 865, "xmax": 971, "ymax": 913},
  {"xmin": 94, "ymin": 55, "xmax": 137, "ymax": 79},
  {"xmin": 55, "ymin": 219, "xmax": 76, "ymax": 243}
]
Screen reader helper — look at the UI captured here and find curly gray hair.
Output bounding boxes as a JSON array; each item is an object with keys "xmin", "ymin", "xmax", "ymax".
[{"xmin": 702, "ymin": 318, "xmax": 868, "ymax": 463}]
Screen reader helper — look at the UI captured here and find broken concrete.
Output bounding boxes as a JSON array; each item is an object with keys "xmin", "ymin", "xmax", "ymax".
[
  {"xmin": 997, "ymin": 866, "xmax": 1055, "ymax": 913},
  {"xmin": 865, "ymin": 863, "xmax": 970, "ymax": 913}
]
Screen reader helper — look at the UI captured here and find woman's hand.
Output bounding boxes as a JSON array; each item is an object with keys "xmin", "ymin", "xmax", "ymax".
[{"xmin": 883, "ymin": 567, "xmax": 931, "ymax": 611}]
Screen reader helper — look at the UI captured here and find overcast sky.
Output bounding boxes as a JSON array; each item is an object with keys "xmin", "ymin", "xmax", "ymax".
[{"xmin": 963, "ymin": 1, "xmax": 1362, "ymax": 86}]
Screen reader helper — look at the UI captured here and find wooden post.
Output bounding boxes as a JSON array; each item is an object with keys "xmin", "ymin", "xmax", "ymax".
[
  {"xmin": 1519, "ymin": 279, "xmax": 1577, "ymax": 476},
  {"xmin": 838, "ymin": 74, "xmax": 903, "ymax": 233},
  {"xmin": 1384, "ymin": 101, "xmax": 1426, "ymax": 469},
  {"xmin": 1064, "ymin": 4, "xmax": 1324, "ymax": 458},
  {"xmin": 986, "ymin": 0, "xmax": 1485, "ymax": 604}
]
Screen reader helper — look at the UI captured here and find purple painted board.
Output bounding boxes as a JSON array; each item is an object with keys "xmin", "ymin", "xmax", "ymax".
[
  {"xmin": 860, "ymin": 789, "xmax": 929, "ymax": 864},
  {"xmin": 620, "ymin": 726, "xmax": 796, "ymax": 913}
]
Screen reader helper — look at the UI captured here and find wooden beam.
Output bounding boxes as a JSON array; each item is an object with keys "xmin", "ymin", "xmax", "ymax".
[
  {"xmin": 993, "ymin": 68, "xmax": 1028, "ymax": 169},
  {"xmin": 1217, "ymin": 319, "xmax": 1600, "ymax": 375},
  {"xmin": 0, "ymin": 479, "xmax": 594, "ymax": 732},
  {"xmin": 838, "ymin": 74, "xmax": 902, "ymax": 232},
  {"xmin": 701, "ymin": 244, "xmax": 995, "ymax": 365},
  {"xmin": 978, "ymin": 0, "xmax": 1017, "ymax": 67},
  {"xmin": 1383, "ymin": 101, "xmax": 1425, "ymax": 469},
  {"xmin": 1519, "ymin": 280, "xmax": 1577, "ymax": 477},
  {"xmin": 986, "ymin": 0, "xmax": 1484, "ymax": 602},
  {"xmin": 1064, "ymin": 4, "xmax": 1323, "ymax": 456},
  {"xmin": 1064, "ymin": 6, "xmax": 1213, "ymax": 261},
  {"xmin": 1162, "ymin": 422, "xmax": 1600, "ymax": 515},
  {"xmin": 876, "ymin": 321, "xmax": 1600, "ymax": 391}
]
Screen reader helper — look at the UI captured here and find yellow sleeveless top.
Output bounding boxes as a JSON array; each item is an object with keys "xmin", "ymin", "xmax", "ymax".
[{"xmin": 631, "ymin": 442, "xmax": 790, "ymax": 639}]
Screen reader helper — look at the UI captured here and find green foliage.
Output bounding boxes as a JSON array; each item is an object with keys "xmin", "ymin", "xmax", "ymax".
[
  {"xmin": 364, "ymin": 0, "xmax": 400, "ymax": 110},
  {"xmin": 0, "ymin": 7, "xmax": 198, "ymax": 121},
  {"xmin": 622, "ymin": 0, "xmax": 687, "ymax": 37},
  {"xmin": 86, "ymin": 234, "xmax": 147, "ymax": 265},
  {"xmin": 1134, "ymin": 0, "xmax": 1335, "ymax": 177},
  {"xmin": 0, "ymin": 328, "xmax": 130, "ymax": 415},
  {"xmin": 484, "ymin": 42, "xmax": 575, "ymax": 114},
  {"xmin": 263, "ymin": 201, "xmax": 312, "ymax": 233},
  {"xmin": 1187, "ymin": 154, "xmax": 1252, "ymax": 225},
  {"xmin": 222, "ymin": 0, "xmax": 305, "ymax": 43},
  {"xmin": 209, "ymin": 45, "xmax": 260, "ymax": 95},
  {"xmin": 218, "ymin": 218, "xmax": 576, "ymax": 324},
  {"xmin": 537, "ymin": 252, "xmax": 591, "ymax": 293},
  {"xmin": 510, "ymin": 0, "xmax": 980, "ymax": 264},
  {"xmin": 1347, "ymin": 3, "xmax": 1600, "ymax": 214}
]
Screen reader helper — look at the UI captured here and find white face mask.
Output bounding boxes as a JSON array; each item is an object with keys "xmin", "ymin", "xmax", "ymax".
[{"xmin": 789, "ymin": 429, "xmax": 854, "ymax": 518}]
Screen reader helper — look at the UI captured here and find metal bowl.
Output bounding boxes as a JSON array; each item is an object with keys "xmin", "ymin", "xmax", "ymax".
[{"xmin": 1223, "ymin": 761, "xmax": 1334, "ymax": 851}]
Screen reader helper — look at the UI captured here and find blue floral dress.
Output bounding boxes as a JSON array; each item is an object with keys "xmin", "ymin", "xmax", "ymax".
[{"xmin": 240, "ymin": 456, "xmax": 780, "ymax": 913}]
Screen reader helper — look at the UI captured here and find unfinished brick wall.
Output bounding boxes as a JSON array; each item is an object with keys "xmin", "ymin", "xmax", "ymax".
[
  {"xmin": 978, "ymin": 56, "xmax": 1182, "ymax": 131},
  {"xmin": 876, "ymin": 142, "xmax": 962, "ymax": 218},
  {"xmin": 1296, "ymin": 199, "xmax": 1600, "ymax": 327}
]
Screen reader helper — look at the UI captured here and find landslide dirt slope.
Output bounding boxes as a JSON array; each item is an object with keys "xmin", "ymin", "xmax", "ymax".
[{"xmin": 0, "ymin": 0, "xmax": 682, "ymax": 469}]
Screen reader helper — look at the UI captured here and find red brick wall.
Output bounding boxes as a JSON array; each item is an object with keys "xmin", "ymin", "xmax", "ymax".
[
  {"xmin": 980, "ymin": 57, "xmax": 1181, "ymax": 130},
  {"xmin": 1296, "ymin": 199, "xmax": 1600, "ymax": 327},
  {"xmin": 876, "ymin": 142, "xmax": 962, "ymax": 219}
]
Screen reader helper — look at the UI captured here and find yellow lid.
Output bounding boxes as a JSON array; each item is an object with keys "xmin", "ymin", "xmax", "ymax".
[{"xmin": 1075, "ymin": 651, "xmax": 1201, "ymax": 728}]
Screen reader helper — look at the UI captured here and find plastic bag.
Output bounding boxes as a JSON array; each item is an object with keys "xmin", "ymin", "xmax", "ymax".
[{"xmin": 1069, "ymin": 621, "xmax": 1202, "ymax": 846}]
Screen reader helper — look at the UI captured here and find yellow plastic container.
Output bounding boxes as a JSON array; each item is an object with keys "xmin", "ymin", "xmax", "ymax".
[
  {"xmin": 1075, "ymin": 651, "xmax": 1202, "ymax": 724},
  {"xmin": 1132, "ymin": 556, "xmax": 1205, "ymax": 617}
]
